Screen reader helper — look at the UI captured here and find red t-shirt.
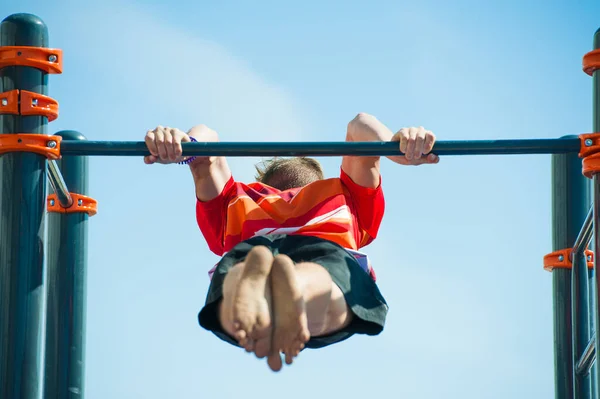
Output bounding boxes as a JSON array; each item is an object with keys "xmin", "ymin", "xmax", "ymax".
[{"xmin": 196, "ymin": 168, "xmax": 385, "ymax": 262}]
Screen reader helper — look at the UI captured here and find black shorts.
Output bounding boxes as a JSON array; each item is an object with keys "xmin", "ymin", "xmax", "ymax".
[{"xmin": 198, "ymin": 234, "xmax": 388, "ymax": 349}]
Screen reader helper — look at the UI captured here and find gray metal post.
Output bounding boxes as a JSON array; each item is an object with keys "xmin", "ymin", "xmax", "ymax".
[
  {"xmin": 591, "ymin": 26, "xmax": 600, "ymax": 399},
  {"xmin": 552, "ymin": 135, "xmax": 591, "ymax": 399},
  {"xmin": 0, "ymin": 13, "xmax": 52, "ymax": 399},
  {"xmin": 44, "ymin": 130, "xmax": 90, "ymax": 399}
]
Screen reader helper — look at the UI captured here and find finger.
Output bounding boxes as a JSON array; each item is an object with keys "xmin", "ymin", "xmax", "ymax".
[
  {"xmin": 413, "ymin": 127, "xmax": 426, "ymax": 159},
  {"xmin": 145, "ymin": 130, "xmax": 158, "ymax": 156},
  {"xmin": 412, "ymin": 153, "xmax": 439, "ymax": 165},
  {"xmin": 405, "ymin": 127, "xmax": 417, "ymax": 160},
  {"xmin": 143, "ymin": 155, "xmax": 157, "ymax": 164},
  {"xmin": 172, "ymin": 129, "xmax": 184, "ymax": 159},
  {"xmin": 397, "ymin": 128, "xmax": 409, "ymax": 154},
  {"xmin": 155, "ymin": 127, "xmax": 168, "ymax": 160},
  {"xmin": 163, "ymin": 128, "xmax": 175, "ymax": 161},
  {"xmin": 424, "ymin": 131, "xmax": 435, "ymax": 154}
]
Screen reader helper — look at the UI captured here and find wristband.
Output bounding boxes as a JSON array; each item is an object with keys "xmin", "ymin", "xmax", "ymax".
[{"xmin": 178, "ymin": 136, "xmax": 198, "ymax": 165}]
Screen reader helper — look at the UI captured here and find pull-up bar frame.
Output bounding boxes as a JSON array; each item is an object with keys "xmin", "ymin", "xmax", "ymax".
[{"xmin": 0, "ymin": 11, "xmax": 599, "ymax": 399}]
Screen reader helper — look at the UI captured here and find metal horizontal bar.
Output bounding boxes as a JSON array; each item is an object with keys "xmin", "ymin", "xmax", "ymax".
[
  {"xmin": 47, "ymin": 159, "xmax": 73, "ymax": 207},
  {"xmin": 577, "ymin": 332, "xmax": 597, "ymax": 376},
  {"xmin": 59, "ymin": 137, "xmax": 581, "ymax": 157},
  {"xmin": 573, "ymin": 206, "xmax": 595, "ymax": 255}
]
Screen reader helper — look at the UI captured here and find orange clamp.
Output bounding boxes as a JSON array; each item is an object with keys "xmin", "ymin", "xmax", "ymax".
[
  {"xmin": 583, "ymin": 49, "xmax": 600, "ymax": 76},
  {"xmin": 0, "ymin": 89, "xmax": 19, "ymax": 115},
  {"xmin": 0, "ymin": 90, "xmax": 59, "ymax": 121},
  {"xmin": 47, "ymin": 193, "xmax": 97, "ymax": 216},
  {"xmin": 544, "ymin": 249, "xmax": 594, "ymax": 271},
  {"xmin": 579, "ymin": 133, "xmax": 600, "ymax": 178},
  {"xmin": 20, "ymin": 90, "xmax": 59, "ymax": 121},
  {"xmin": 0, "ymin": 134, "xmax": 61, "ymax": 159},
  {"xmin": 0, "ymin": 46, "xmax": 63, "ymax": 74}
]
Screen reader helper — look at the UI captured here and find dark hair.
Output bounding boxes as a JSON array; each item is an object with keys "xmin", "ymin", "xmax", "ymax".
[{"xmin": 255, "ymin": 157, "xmax": 324, "ymax": 190}]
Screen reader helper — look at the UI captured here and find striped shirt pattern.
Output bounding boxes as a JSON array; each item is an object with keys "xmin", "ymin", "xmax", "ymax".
[{"xmin": 196, "ymin": 168, "xmax": 385, "ymax": 277}]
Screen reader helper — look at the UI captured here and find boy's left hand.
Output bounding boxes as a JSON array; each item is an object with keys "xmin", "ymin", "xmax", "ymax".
[{"xmin": 387, "ymin": 127, "xmax": 440, "ymax": 166}]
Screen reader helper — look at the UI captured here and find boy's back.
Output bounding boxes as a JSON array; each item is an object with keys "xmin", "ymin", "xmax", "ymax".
[{"xmin": 196, "ymin": 168, "xmax": 384, "ymax": 256}]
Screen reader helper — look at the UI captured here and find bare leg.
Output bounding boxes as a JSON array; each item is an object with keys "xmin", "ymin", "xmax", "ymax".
[
  {"xmin": 271, "ymin": 256, "xmax": 353, "ymax": 366},
  {"xmin": 218, "ymin": 246, "xmax": 274, "ymax": 357},
  {"xmin": 270, "ymin": 255, "xmax": 310, "ymax": 366},
  {"xmin": 296, "ymin": 262, "xmax": 353, "ymax": 337}
]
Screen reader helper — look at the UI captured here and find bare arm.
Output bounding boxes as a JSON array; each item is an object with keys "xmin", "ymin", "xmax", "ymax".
[
  {"xmin": 342, "ymin": 113, "xmax": 438, "ymax": 188},
  {"xmin": 187, "ymin": 125, "xmax": 232, "ymax": 202},
  {"xmin": 144, "ymin": 124, "xmax": 232, "ymax": 202},
  {"xmin": 342, "ymin": 113, "xmax": 394, "ymax": 188}
]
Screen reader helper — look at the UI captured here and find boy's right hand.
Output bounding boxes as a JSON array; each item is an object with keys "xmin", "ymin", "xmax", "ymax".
[{"xmin": 144, "ymin": 126, "xmax": 192, "ymax": 164}]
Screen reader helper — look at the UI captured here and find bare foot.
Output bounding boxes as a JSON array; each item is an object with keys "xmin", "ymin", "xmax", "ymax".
[
  {"xmin": 231, "ymin": 247, "xmax": 273, "ymax": 354},
  {"xmin": 270, "ymin": 255, "xmax": 310, "ymax": 366}
]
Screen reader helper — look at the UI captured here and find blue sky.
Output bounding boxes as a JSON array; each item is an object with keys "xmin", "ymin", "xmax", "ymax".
[{"xmin": 3, "ymin": 0, "xmax": 600, "ymax": 397}]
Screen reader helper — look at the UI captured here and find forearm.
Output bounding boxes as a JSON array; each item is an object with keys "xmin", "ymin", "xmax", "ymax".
[
  {"xmin": 342, "ymin": 113, "xmax": 393, "ymax": 188},
  {"xmin": 187, "ymin": 125, "xmax": 232, "ymax": 202}
]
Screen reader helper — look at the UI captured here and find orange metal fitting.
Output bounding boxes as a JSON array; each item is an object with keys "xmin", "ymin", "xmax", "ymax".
[
  {"xmin": 583, "ymin": 49, "xmax": 600, "ymax": 76},
  {"xmin": 544, "ymin": 249, "xmax": 594, "ymax": 271},
  {"xmin": 0, "ymin": 134, "xmax": 61, "ymax": 159},
  {"xmin": 47, "ymin": 193, "xmax": 97, "ymax": 216},
  {"xmin": 0, "ymin": 46, "xmax": 63, "ymax": 74}
]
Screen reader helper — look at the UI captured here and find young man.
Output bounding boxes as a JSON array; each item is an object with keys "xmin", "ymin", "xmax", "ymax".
[{"xmin": 144, "ymin": 113, "xmax": 439, "ymax": 372}]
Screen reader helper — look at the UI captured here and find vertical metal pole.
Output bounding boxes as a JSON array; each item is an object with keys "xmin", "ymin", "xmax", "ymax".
[
  {"xmin": 590, "ymin": 223, "xmax": 598, "ymax": 399},
  {"xmin": 592, "ymin": 26, "xmax": 600, "ymax": 399},
  {"xmin": 588, "ymin": 268, "xmax": 598, "ymax": 399},
  {"xmin": 44, "ymin": 131, "xmax": 89, "ymax": 399},
  {"xmin": 553, "ymin": 135, "xmax": 591, "ymax": 399},
  {"xmin": 0, "ymin": 13, "xmax": 50, "ymax": 399},
  {"xmin": 573, "ymin": 242, "xmax": 592, "ymax": 398}
]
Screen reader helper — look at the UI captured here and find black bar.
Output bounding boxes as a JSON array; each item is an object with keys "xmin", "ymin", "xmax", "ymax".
[
  {"xmin": 58, "ymin": 137, "xmax": 581, "ymax": 157},
  {"xmin": 0, "ymin": 13, "xmax": 50, "ymax": 399},
  {"xmin": 44, "ymin": 131, "xmax": 89, "ymax": 399}
]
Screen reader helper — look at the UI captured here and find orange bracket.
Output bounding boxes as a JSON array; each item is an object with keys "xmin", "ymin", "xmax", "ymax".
[
  {"xmin": 0, "ymin": 90, "xmax": 59, "ymax": 121},
  {"xmin": 0, "ymin": 134, "xmax": 61, "ymax": 159},
  {"xmin": 544, "ymin": 249, "xmax": 594, "ymax": 271},
  {"xmin": 20, "ymin": 90, "xmax": 59, "ymax": 121},
  {"xmin": 583, "ymin": 49, "xmax": 600, "ymax": 76},
  {"xmin": 47, "ymin": 193, "xmax": 97, "ymax": 216},
  {"xmin": 0, "ymin": 89, "xmax": 19, "ymax": 114},
  {"xmin": 579, "ymin": 133, "xmax": 600, "ymax": 178},
  {"xmin": 0, "ymin": 46, "xmax": 63, "ymax": 74}
]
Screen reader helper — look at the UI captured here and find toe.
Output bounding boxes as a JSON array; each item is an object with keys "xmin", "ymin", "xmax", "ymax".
[
  {"xmin": 235, "ymin": 329, "xmax": 248, "ymax": 346},
  {"xmin": 267, "ymin": 352, "xmax": 283, "ymax": 372},
  {"xmin": 244, "ymin": 338, "xmax": 254, "ymax": 353},
  {"xmin": 299, "ymin": 328, "xmax": 310, "ymax": 343},
  {"xmin": 284, "ymin": 352, "xmax": 294, "ymax": 365},
  {"xmin": 254, "ymin": 338, "xmax": 270, "ymax": 359}
]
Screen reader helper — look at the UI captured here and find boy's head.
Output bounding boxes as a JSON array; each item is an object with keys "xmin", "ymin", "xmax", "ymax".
[{"xmin": 255, "ymin": 157, "xmax": 324, "ymax": 190}]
